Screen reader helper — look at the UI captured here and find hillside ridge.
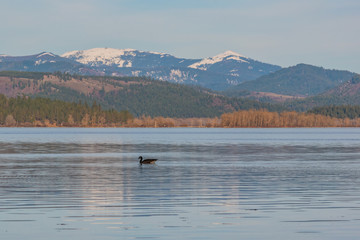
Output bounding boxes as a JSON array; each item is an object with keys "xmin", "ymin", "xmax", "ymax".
[{"xmin": 0, "ymin": 71, "xmax": 283, "ymax": 118}]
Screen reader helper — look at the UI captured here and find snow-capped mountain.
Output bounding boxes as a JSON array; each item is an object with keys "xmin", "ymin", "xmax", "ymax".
[
  {"xmin": 61, "ymin": 48, "xmax": 197, "ymax": 69},
  {"xmin": 61, "ymin": 48, "xmax": 280, "ymax": 90},
  {"xmin": 189, "ymin": 51, "xmax": 250, "ymax": 71},
  {"xmin": 1, "ymin": 48, "xmax": 281, "ymax": 90},
  {"xmin": 0, "ymin": 52, "xmax": 58, "ymax": 64},
  {"xmin": 0, "ymin": 52, "xmax": 99, "ymax": 75}
]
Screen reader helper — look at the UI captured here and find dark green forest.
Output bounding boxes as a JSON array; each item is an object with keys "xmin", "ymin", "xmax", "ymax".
[
  {"xmin": 93, "ymin": 81, "xmax": 284, "ymax": 117},
  {"xmin": 0, "ymin": 71, "xmax": 48, "ymax": 80},
  {"xmin": 0, "ymin": 94, "xmax": 133, "ymax": 127},
  {"xmin": 307, "ymin": 105, "xmax": 360, "ymax": 119}
]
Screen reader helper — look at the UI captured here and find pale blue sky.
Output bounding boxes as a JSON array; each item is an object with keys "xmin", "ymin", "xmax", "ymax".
[{"xmin": 1, "ymin": 0, "xmax": 359, "ymax": 72}]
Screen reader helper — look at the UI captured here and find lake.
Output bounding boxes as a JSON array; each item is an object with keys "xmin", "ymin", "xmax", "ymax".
[{"xmin": 0, "ymin": 128, "xmax": 360, "ymax": 240}]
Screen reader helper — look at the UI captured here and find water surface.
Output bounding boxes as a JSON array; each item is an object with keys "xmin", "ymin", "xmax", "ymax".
[{"xmin": 0, "ymin": 128, "xmax": 360, "ymax": 240}]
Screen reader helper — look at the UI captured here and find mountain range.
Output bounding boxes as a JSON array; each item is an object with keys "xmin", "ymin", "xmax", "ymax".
[
  {"xmin": 0, "ymin": 48, "xmax": 281, "ymax": 91},
  {"xmin": 1, "ymin": 48, "xmax": 360, "ymax": 116}
]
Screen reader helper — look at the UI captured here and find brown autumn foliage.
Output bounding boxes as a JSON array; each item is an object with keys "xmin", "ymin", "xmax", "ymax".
[
  {"xmin": 125, "ymin": 116, "xmax": 221, "ymax": 128},
  {"xmin": 3, "ymin": 108, "xmax": 360, "ymax": 128},
  {"xmin": 220, "ymin": 109, "xmax": 360, "ymax": 128},
  {"xmin": 125, "ymin": 109, "xmax": 360, "ymax": 128}
]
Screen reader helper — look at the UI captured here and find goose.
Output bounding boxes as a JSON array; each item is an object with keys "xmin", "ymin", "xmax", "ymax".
[{"xmin": 139, "ymin": 156, "xmax": 158, "ymax": 165}]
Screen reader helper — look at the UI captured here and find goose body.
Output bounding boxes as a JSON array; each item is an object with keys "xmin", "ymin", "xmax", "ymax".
[{"xmin": 139, "ymin": 156, "xmax": 158, "ymax": 165}]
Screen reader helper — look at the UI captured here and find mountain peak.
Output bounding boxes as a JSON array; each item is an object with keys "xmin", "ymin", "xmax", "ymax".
[
  {"xmin": 61, "ymin": 47, "xmax": 169, "ymax": 58},
  {"xmin": 62, "ymin": 48, "xmax": 136, "ymax": 58},
  {"xmin": 221, "ymin": 50, "xmax": 247, "ymax": 58},
  {"xmin": 37, "ymin": 52, "xmax": 56, "ymax": 58},
  {"xmin": 61, "ymin": 48, "xmax": 172, "ymax": 68},
  {"xmin": 188, "ymin": 50, "xmax": 249, "ymax": 70},
  {"xmin": 61, "ymin": 48, "xmax": 139, "ymax": 67}
]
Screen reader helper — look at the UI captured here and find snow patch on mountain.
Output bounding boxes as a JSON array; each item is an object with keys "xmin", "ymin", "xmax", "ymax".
[
  {"xmin": 168, "ymin": 69, "xmax": 197, "ymax": 83},
  {"xmin": 37, "ymin": 52, "xmax": 56, "ymax": 58},
  {"xmin": 35, "ymin": 60, "xmax": 47, "ymax": 65},
  {"xmin": 132, "ymin": 70, "xmax": 142, "ymax": 77},
  {"xmin": 148, "ymin": 50, "xmax": 167, "ymax": 56},
  {"xmin": 34, "ymin": 59, "xmax": 57, "ymax": 65},
  {"xmin": 170, "ymin": 69, "xmax": 183, "ymax": 78},
  {"xmin": 188, "ymin": 50, "xmax": 249, "ymax": 70},
  {"xmin": 61, "ymin": 48, "xmax": 169, "ymax": 68},
  {"xmin": 62, "ymin": 48, "xmax": 138, "ymax": 67},
  {"xmin": 227, "ymin": 79, "xmax": 240, "ymax": 85}
]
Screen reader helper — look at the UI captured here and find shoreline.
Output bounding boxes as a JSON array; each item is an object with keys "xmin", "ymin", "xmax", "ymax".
[{"xmin": 0, "ymin": 126, "xmax": 358, "ymax": 129}]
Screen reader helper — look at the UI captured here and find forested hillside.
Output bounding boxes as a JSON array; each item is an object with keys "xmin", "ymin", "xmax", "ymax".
[
  {"xmin": 307, "ymin": 105, "xmax": 360, "ymax": 119},
  {"xmin": 0, "ymin": 71, "xmax": 284, "ymax": 118},
  {"xmin": 285, "ymin": 75, "xmax": 360, "ymax": 111},
  {"xmin": 226, "ymin": 64, "xmax": 354, "ymax": 97}
]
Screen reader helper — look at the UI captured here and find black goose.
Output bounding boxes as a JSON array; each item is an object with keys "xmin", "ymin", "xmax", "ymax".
[{"xmin": 139, "ymin": 156, "xmax": 158, "ymax": 165}]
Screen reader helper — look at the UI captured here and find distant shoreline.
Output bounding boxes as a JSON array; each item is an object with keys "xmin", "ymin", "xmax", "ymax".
[{"xmin": 0, "ymin": 126, "xmax": 357, "ymax": 129}]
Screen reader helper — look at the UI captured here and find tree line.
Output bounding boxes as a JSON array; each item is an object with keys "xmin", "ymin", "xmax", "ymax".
[
  {"xmin": 220, "ymin": 109, "xmax": 360, "ymax": 128},
  {"xmin": 2, "ymin": 94, "xmax": 360, "ymax": 128},
  {"xmin": 0, "ymin": 94, "xmax": 133, "ymax": 127},
  {"xmin": 307, "ymin": 105, "xmax": 360, "ymax": 119},
  {"xmin": 122, "ymin": 108, "xmax": 360, "ymax": 128}
]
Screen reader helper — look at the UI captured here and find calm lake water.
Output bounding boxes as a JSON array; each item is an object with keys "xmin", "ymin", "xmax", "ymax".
[{"xmin": 1, "ymin": 128, "xmax": 360, "ymax": 240}]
